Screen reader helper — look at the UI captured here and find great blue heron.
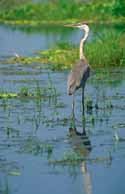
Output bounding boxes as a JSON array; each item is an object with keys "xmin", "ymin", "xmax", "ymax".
[{"xmin": 67, "ymin": 23, "xmax": 90, "ymax": 119}]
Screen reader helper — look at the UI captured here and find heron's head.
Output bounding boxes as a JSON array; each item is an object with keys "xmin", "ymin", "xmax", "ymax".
[
  {"xmin": 65, "ymin": 23, "xmax": 89, "ymax": 34},
  {"xmin": 64, "ymin": 23, "xmax": 89, "ymax": 34},
  {"xmin": 75, "ymin": 23, "xmax": 89, "ymax": 33}
]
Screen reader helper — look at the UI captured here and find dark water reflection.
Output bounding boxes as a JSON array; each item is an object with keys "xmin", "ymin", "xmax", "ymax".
[{"xmin": 0, "ymin": 24, "xmax": 125, "ymax": 194}]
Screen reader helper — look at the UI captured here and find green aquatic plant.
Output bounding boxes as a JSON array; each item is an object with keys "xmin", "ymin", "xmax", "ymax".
[
  {"xmin": 47, "ymin": 72, "xmax": 58, "ymax": 100},
  {"xmin": 8, "ymin": 171, "xmax": 21, "ymax": 176},
  {"xmin": 87, "ymin": 30, "xmax": 125, "ymax": 67},
  {"xmin": 19, "ymin": 86, "xmax": 32, "ymax": 97},
  {"xmin": 34, "ymin": 81, "xmax": 42, "ymax": 97},
  {"xmin": 0, "ymin": 158, "xmax": 21, "ymax": 178},
  {"xmin": 38, "ymin": 42, "xmax": 78, "ymax": 70},
  {"xmin": 0, "ymin": 80, "xmax": 58, "ymax": 101},
  {"xmin": 0, "ymin": 56, "xmax": 43, "ymax": 66},
  {"xmin": 0, "ymin": 93, "xmax": 18, "ymax": 99},
  {"xmin": 0, "ymin": 88, "xmax": 18, "ymax": 98},
  {"xmin": 49, "ymin": 150, "xmax": 84, "ymax": 165},
  {"xmin": 49, "ymin": 150, "xmax": 112, "ymax": 165},
  {"xmin": 19, "ymin": 136, "xmax": 53, "ymax": 157},
  {"xmin": 1, "ymin": 98, "xmax": 9, "ymax": 111},
  {"xmin": 5, "ymin": 127, "xmax": 20, "ymax": 138}
]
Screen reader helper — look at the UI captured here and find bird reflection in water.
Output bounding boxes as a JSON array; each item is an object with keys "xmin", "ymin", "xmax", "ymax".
[
  {"xmin": 68, "ymin": 121, "xmax": 92, "ymax": 194},
  {"xmin": 69, "ymin": 92, "xmax": 92, "ymax": 194}
]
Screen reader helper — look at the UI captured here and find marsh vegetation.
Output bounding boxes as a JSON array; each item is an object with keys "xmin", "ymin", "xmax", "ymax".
[{"xmin": 0, "ymin": 0, "xmax": 125, "ymax": 25}]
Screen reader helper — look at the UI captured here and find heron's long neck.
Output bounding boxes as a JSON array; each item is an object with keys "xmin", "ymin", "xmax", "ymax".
[{"xmin": 79, "ymin": 30, "xmax": 89, "ymax": 60}]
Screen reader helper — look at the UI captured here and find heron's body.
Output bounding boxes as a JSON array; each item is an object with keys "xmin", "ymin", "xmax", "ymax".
[
  {"xmin": 67, "ymin": 23, "xmax": 90, "ymax": 123},
  {"xmin": 67, "ymin": 24, "xmax": 90, "ymax": 96},
  {"xmin": 67, "ymin": 58, "xmax": 90, "ymax": 95}
]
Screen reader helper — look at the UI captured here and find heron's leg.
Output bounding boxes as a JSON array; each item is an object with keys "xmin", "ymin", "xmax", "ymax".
[
  {"xmin": 72, "ymin": 94, "xmax": 75, "ymax": 117},
  {"xmin": 82, "ymin": 88, "xmax": 85, "ymax": 116},
  {"xmin": 82, "ymin": 88, "xmax": 86, "ymax": 135},
  {"xmin": 70, "ymin": 93, "xmax": 76, "ymax": 129}
]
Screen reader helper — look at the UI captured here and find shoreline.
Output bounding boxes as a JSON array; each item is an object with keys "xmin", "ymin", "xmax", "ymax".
[{"xmin": 0, "ymin": 18, "xmax": 125, "ymax": 27}]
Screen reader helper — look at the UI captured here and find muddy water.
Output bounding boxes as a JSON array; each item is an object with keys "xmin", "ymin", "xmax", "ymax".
[{"xmin": 0, "ymin": 24, "xmax": 125, "ymax": 194}]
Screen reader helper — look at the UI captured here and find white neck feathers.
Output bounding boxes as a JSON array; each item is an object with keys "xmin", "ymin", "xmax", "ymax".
[{"xmin": 79, "ymin": 29, "xmax": 89, "ymax": 60}]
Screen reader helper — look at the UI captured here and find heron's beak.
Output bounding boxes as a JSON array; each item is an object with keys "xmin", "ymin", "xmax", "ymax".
[
  {"xmin": 64, "ymin": 22, "xmax": 88, "ymax": 29},
  {"xmin": 64, "ymin": 24, "xmax": 75, "ymax": 28},
  {"xmin": 64, "ymin": 23, "xmax": 81, "ymax": 28},
  {"xmin": 64, "ymin": 23, "xmax": 86, "ymax": 30}
]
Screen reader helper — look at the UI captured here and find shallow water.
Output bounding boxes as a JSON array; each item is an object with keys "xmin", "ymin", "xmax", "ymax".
[{"xmin": 0, "ymin": 24, "xmax": 125, "ymax": 194}]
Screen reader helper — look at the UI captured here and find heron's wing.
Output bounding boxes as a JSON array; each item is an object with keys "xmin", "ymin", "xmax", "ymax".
[{"xmin": 72, "ymin": 59, "xmax": 90, "ymax": 88}]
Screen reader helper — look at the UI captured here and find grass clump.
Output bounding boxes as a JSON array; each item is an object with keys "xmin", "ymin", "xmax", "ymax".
[
  {"xmin": 38, "ymin": 31, "xmax": 125, "ymax": 70},
  {"xmin": 19, "ymin": 86, "xmax": 32, "ymax": 97},
  {"xmin": 39, "ymin": 42, "xmax": 78, "ymax": 70},
  {"xmin": 0, "ymin": 93, "xmax": 18, "ymax": 98},
  {"xmin": 86, "ymin": 31, "xmax": 125, "ymax": 67}
]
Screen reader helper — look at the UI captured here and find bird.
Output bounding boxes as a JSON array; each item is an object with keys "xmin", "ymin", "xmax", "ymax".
[{"xmin": 67, "ymin": 23, "xmax": 90, "ymax": 118}]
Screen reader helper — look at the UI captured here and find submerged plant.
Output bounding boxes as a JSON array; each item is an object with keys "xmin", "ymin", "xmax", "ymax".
[
  {"xmin": 47, "ymin": 72, "xmax": 57, "ymax": 99},
  {"xmin": 34, "ymin": 81, "xmax": 42, "ymax": 97},
  {"xmin": 49, "ymin": 150, "xmax": 84, "ymax": 165},
  {"xmin": 19, "ymin": 136, "xmax": 53, "ymax": 157},
  {"xmin": 19, "ymin": 86, "xmax": 32, "ymax": 97},
  {"xmin": 49, "ymin": 150, "xmax": 112, "ymax": 166}
]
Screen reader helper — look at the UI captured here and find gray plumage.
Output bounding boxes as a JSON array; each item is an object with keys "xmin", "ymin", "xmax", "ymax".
[
  {"xmin": 67, "ymin": 58, "xmax": 90, "ymax": 95},
  {"xmin": 67, "ymin": 24, "xmax": 90, "ymax": 96}
]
